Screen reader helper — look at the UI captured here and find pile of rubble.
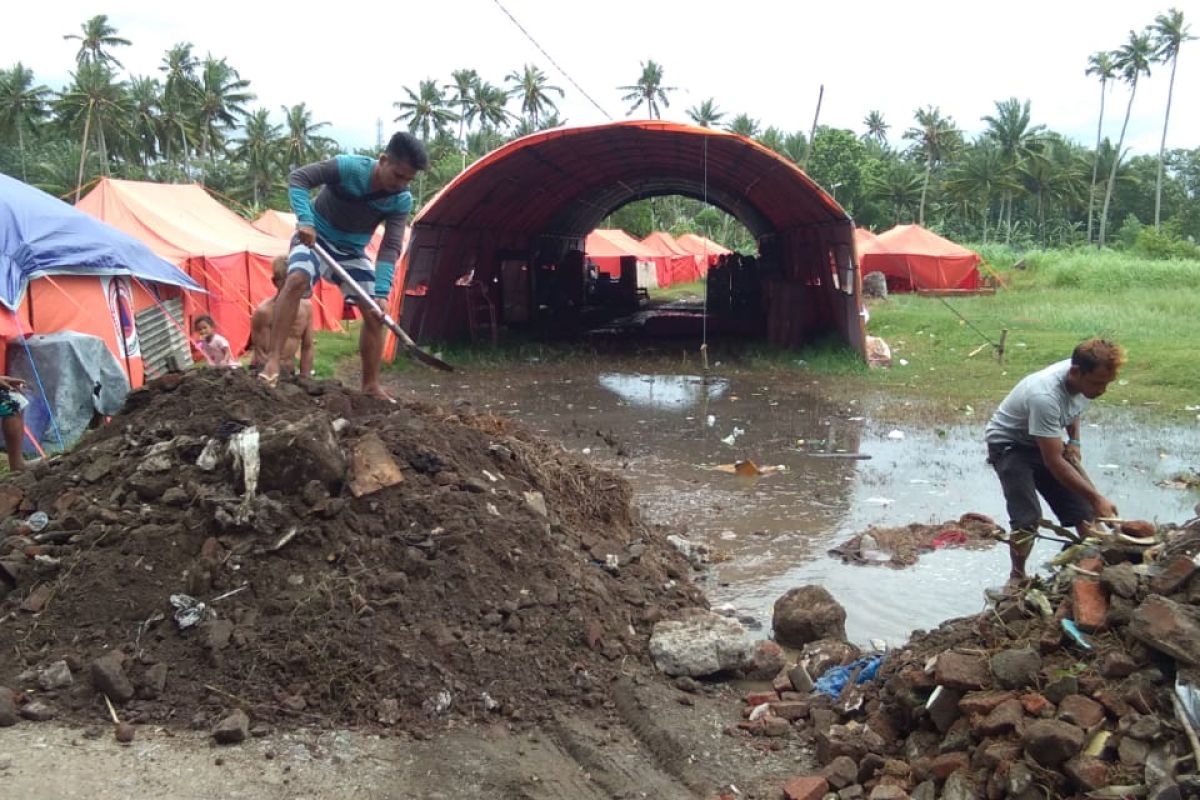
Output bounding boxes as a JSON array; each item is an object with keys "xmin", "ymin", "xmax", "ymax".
[
  {"xmin": 0, "ymin": 369, "xmax": 707, "ymax": 739},
  {"xmin": 712, "ymin": 521, "xmax": 1200, "ymax": 800}
]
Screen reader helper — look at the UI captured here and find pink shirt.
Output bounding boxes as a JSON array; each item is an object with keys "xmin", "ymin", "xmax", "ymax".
[{"xmin": 197, "ymin": 333, "xmax": 239, "ymax": 367}]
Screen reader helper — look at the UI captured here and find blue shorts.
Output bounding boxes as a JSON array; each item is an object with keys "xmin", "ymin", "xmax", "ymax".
[{"xmin": 288, "ymin": 236, "xmax": 380, "ymax": 304}]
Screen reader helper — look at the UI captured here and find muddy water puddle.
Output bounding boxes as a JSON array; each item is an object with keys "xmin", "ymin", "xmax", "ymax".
[{"xmin": 397, "ymin": 362, "xmax": 1200, "ymax": 646}]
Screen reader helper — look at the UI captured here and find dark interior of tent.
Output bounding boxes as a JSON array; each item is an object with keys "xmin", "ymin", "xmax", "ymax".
[{"xmin": 398, "ymin": 122, "xmax": 865, "ymax": 356}]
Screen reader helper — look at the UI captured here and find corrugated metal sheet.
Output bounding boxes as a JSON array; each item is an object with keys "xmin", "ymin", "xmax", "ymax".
[{"xmin": 136, "ymin": 298, "xmax": 190, "ymax": 376}]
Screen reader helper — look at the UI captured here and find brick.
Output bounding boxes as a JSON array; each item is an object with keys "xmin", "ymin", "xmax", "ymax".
[
  {"xmin": 1020, "ymin": 692, "xmax": 1052, "ymax": 716},
  {"xmin": 783, "ymin": 775, "xmax": 829, "ymax": 800},
  {"xmin": 958, "ymin": 690, "xmax": 1015, "ymax": 716},
  {"xmin": 1077, "ymin": 556, "xmax": 1105, "ymax": 573},
  {"xmin": 934, "ymin": 652, "xmax": 990, "ymax": 690},
  {"xmin": 979, "ymin": 740, "xmax": 1022, "ymax": 769},
  {"xmin": 1064, "ymin": 755, "xmax": 1108, "ymax": 791},
  {"xmin": 1072, "ymin": 579, "xmax": 1108, "ymax": 632},
  {"xmin": 930, "ymin": 751, "xmax": 970, "ymax": 782},
  {"xmin": 745, "ymin": 691, "xmax": 778, "ymax": 706},
  {"xmin": 770, "ymin": 701, "xmax": 810, "ymax": 721},
  {"xmin": 976, "ymin": 698, "xmax": 1025, "ymax": 736},
  {"xmin": 1057, "ymin": 695, "xmax": 1105, "ymax": 729},
  {"xmin": 1150, "ymin": 557, "xmax": 1196, "ymax": 596}
]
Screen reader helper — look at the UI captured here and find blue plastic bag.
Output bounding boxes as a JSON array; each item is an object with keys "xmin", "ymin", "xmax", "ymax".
[{"xmin": 812, "ymin": 654, "xmax": 885, "ymax": 698}]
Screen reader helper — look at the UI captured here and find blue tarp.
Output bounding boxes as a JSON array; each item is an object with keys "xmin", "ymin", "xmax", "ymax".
[{"xmin": 0, "ymin": 173, "xmax": 201, "ymax": 311}]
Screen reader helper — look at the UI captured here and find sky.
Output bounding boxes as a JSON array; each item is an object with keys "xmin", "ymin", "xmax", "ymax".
[{"xmin": 4, "ymin": 0, "xmax": 1197, "ymax": 159}]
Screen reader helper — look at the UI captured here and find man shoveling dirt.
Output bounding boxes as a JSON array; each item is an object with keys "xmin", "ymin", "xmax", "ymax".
[{"xmin": 985, "ymin": 338, "xmax": 1124, "ymax": 580}]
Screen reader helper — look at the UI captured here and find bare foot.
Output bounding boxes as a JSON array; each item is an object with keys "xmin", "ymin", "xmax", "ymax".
[{"xmin": 362, "ymin": 384, "xmax": 396, "ymax": 404}]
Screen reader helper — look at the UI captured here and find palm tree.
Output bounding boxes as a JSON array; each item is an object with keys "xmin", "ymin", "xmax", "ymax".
[
  {"xmin": 1151, "ymin": 8, "xmax": 1194, "ymax": 230},
  {"xmin": 63, "ymin": 14, "xmax": 131, "ymax": 68},
  {"xmin": 234, "ymin": 108, "xmax": 280, "ymax": 207},
  {"xmin": 0, "ymin": 63, "xmax": 52, "ymax": 180},
  {"xmin": 1084, "ymin": 50, "xmax": 1117, "ymax": 244},
  {"xmin": 125, "ymin": 75, "xmax": 162, "ymax": 168},
  {"xmin": 56, "ymin": 61, "xmax": 132, "ymax": 200},
  {"xmin": 725, "ymin": 113, "xmax": 760, "ymax": 139},
  {"xmin": 944, "ymin": 143, "xmax": 1009, "ymax": 242},
  {"xmin": 981, "ymin": 98, "xmax": 1046, "ymax": 241},
  {"xmin": 866, "ymin": 160, "xmax": 925, "ymax": 224},
  {"xmin": 903, "ymin": 106, "xmax": 961, "ymax": 225},
  {"xmin": 393, "ymin": 79, "xmax": 458, "ymax": 142},
  {"xmin": 445, "ymin": 68, "xmax": 478, "ymax": 154},
  {"xmin": 464, "ymin": 81, "xmax": 512, "ymax": 135},
  {"xmin": 281, "ymin": 102, "xmax": 332, "ymax": 170},
  {"xmin": 160, "ymin": 43, "xmax": 200, "ymax": 174},
  {"xmin": 686, "ymin": 98, "xmax": 724, "ymax": 128},
  {"xmin": 862, "ymin": 110, "xmax": 889, "ymax": 146},
  {"xmin": 1099, "ymin": 29, "xmax": 1154, "ymax": 248},
  {"xmin": 195, "ymin": 55, "xmax": 254, "ymax": 161},
  {"xmin": 618, "ymin": 60, "xmax": 676, "ymax": 119},
  {"xmin": 504, "ymin": 64, "xmax": 562, "ymax": 128}
]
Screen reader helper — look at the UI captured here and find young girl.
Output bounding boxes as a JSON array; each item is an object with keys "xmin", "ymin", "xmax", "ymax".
[{"xmin": 193, "ymin": 315, "xmax": 239, "ymax": 368}]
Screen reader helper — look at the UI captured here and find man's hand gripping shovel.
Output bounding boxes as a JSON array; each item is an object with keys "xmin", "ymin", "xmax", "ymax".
[{"xmin": 312, "ymin": 242, "xmax": 453, "ymax": 372}]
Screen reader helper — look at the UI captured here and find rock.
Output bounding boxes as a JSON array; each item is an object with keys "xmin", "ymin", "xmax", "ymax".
[
  {"xmin": 648, "ymin": 611, "xmax": 752, "ymax": 677},
  {"xmin": 958, "ymin": 690, "xmax": 1015, "ymax": 716},
  {"xmin": 18, "ymin": 701, "xmax": 54, "ymax": 721},
  {"xmin": 782, "ymin": 775, "xmax": 829, "ymax": 800},
  {"xmin": 139, "ymin": 663, "xmax": 168, "ymax": 700},
  {"xmin": 1023, "ymin": 719, "xmax": 1085, "ymax": 766},
  {"xmin": 977, "ymin": 698, "xmax": 1025, "ymax": 736},
  {"xmin": 38, "ymin": 660, "xmax": 73, "ymax": 691},
  {"xmin": 1043, "ymin": 675, "xmax": 1078, "ymax": 705},
  {"xmin": 863, "ymin": 271, "xmax": 888, "ymax": 299},
  {"xmin": 801, "ymin": 639, "xmax": 860, "ymax": 678},
  {"xmin": 925, "ymin": 686, "xmax": 962, "ymax": 732},
  {"xmin": 0, "ymin": 688, "xmax": 18, "ymax": 726},
  {"xmin": 522, "ymin": 491, "xmax": 548, "ymax": 517},
  {"xmin": 90, "ymin": 652, "xmax": 135, "ymax": 703},
  {"xmin": 1057, "ymin": 694, "xmax": 1105, "ymax": 729},
  {"xmin": 934, "ymin": 652, "xmax": 990, "ymax": 690},
  {"xmin": 377, "ymin": 698, "xmax": 401, "ymax": 726},
  {"xmin": 979, "ymin": 740, "xmax": 1022, "ymax": 769},
  {"xmin": 789, "ymin": 663, "xmax": 814, "ymax": 692},
  {"xmin": 824, "ymin": 755, "xmax": 859, "ymax": 789},
  {"xmin": 1019, "ymin": 692, "xmax": 1052, "ymax": 717},
  {"xmin": 744, "ymin": 639, "xmax": 787, "ymax": 680},
  {"xmin": 1101, "ymin": 563, "xmax": 1140, "ymax": 599},
  {"xmin": 203, "ymin": 619, "xmax": 234, "ymax": 651},
  {"xmin": 770, "ymin": 701, "xmax": 810, "ymax": 721},
  {"xmin": 817, "ymin": 723, "xmax": 886, "ymax": 764},
  {"xmin": 1150, "ymin": 556, "xmax": 1197, "ymax": 596},
  {"xmin": 115, "ymin": 721, "xmax": 136, "ymax": 743},
  {"xmin": 773, "ymin": 586, "xmax": 847, "ymax": 647},
  {"xmin": 1129, "ymin": 595, "xmax": 1200, "ymax": 666},
  {"xmin": 990, "ymin": 648, "xmax": 1041, "ymax": 689},
  {"xmin": 840, "ymin": 786, "xmax": 867, "ymax": 800},
  {"xmin": 1108, "ymin": 594, "xmax": 1137, "ymax": 627},
  {"xmin": 910, "ymin": 781, "xmax": 936, "ymax": 800},
  {"xmin": 868, "ymin": 786, "xmax": 908, "ymax": 800},
  {"xmin": 257, "ymin": 415, "xmax": 346, "ymax": 492},
  {"xmin": 930, "ymin": 751, "xmax": 970, "ymax": 781},
  {"xmin": 1125, "ymin": 714, "xmax": 1162, "ymax": 741},
  {"xmin": 1099, "ymin": 650, "xmax": 1139, "ymax": 679},
  {"xmin": 1119, "ymin": 735, "xmax": 1151, "ymax": 766},
  {"xmin": 1072, "ymin": 578, "xmax": 1108, "ymax": 632},
  {"xmin": 162, "ymin": 486, "xmax": 189, "ymax": 507},
  {"xmin": 1064, "ymin": 755, "xmax": 1109, "ymax": 791},
  {"xmin": 212, "ymin": 710, "xmax": 250, "ymax": 744},
  {"xmin": 940, "ymin": 769, "xmax": 977, "ymax": 800},
  {"xmin": 347, "ymin": 433, "xmax": 405, "ymax": 497}
]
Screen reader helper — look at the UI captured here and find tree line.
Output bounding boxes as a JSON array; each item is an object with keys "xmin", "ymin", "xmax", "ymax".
[{"xmin": 0, "ymin": 12, "xmax": 1195, "ymax": 257}]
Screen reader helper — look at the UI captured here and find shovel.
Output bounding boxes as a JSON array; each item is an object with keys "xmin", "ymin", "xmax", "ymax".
[{"xmin": 311, "ymin": 242, "xmax": 453, "ymax": 372}]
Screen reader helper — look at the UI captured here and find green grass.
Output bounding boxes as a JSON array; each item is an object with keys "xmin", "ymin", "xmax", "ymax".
[
  {"xmin": 313, "ymin": 325, "xmax": 365, "ymax": 378},
  {"xmin": 862, "ymin": 249, "xmax": 1200, "ymax": 416},
  {"xmin": 646, "ymin": 279, "xmax": 706, "ymax": 302}
]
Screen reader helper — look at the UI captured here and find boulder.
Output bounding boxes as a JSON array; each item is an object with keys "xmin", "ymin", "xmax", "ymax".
[
  {"xmin": 648, "ymin": 611, "xmax": 752, "ymax": 677},
  {"xmin": 773, "ymin": 586, "xmax": 847, "ymax": 648}
]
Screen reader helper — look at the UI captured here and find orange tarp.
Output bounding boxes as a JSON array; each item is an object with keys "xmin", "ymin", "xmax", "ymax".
[
  {"xmin": 251, "ymin": 209, "xmax": 298, "ymax": 239},
  {"xmin": 584, "ymin": 229, "xmax": 657, "ymax": 278},
  {"xmin": 859, "ymin": 224, "xmax": 981, "ymax": 291},
  {"xmin": 77, "ymin": 180, "xmax": 348, "ymax": 357},
  {"xmin": 640, "ymin": 231, "xmax": 705, "ymax": 286},
  {"xmin": 675, "ymin": 233, "xmax": 730, "ymax": 271},
  {"xmin": 853, "ymin": 227, "xmax": 884, "ymax": 257}
]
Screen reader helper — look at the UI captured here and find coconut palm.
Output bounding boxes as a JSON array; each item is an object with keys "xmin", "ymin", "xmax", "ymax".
[
  {"xmin": 160, "ymin": 43, "xmax": 200, "ymax": 173},
  {"xmin": 281, "ymin": 102, "xmax": 332, "ymax": 170},
  {"xmin": 445, "ymin": 68, "xmax": 478, "ymax": 151},
  {"xmin": 194, "ymin": 56, "xmax": 254, "ymax": 161},
  {"xmin": 866, "ymin": 160, "xmax": 925, "ymax": 225},
  {"xmin": 393, "ymin": 79, "xmax": 458, "ymax": 142},
  {"xmin": 233, "ymin": 108, "xmax": 281, "ymax": 207},
  {"xmin": 63, "ymin": 14, "xmax": 131, "ymax": 68},
  {"xmin": 618, "ymin": 60, "xmax": 675, "ymax": 119},
  {"xmin": 686, "ymin": 98, "xmax": 724, "ymax": 128},
  {"xmin": 0, "ymin": 63, "xmax": 52, "ymax": 180},
  {"xmin": 862, "ymin": 110, "xmax": 889, "ymax": 146},
  {"xmin": 1084, "ymin": 50, "xmax": 1117, "ymax": 244},
  {"xmin": 981, "ymin": 98, "xmax": 1046, "ymax": 241},
  {"xmin": 725, "ymin": 113, "xmax": 760, "ymax": 139},
  {"xmin": 903, "ymin": 106, "xmax": 961, "ymax": 226},
  {"xmin": 56, "ymin": 61, "xmax": 132, "ymax": 200},
  {"xmin": 1151, "ymin": 8, "xmax": 1194, "ymax": 229},
  {"xmin": 1099, "ymin": 29, "xmax": 1154, "ymax": 248},
  {"xmin": 504, "ymin": 64, "xmax": 562, "ymax": 129},
  {"xmin": 125, "ymin": 75, "xmax": 162, "ymax": 168},
  {"xmin": 464, "ymin": 80, "xmax": 512, "ymax": 135},
  {"xmin": 943, "ymin": 143, "xmax": 1010, "ymax": 243}
]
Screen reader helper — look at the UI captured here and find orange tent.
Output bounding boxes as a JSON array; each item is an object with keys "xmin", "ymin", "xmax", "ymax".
[
  {"xmin": 584, "ymin": 229, "xmax": 657, "ymax": 277},
  {"xmin": 640, "ymin": 231, "xmax": 705, "ymax": 286},
  {"xmin": 77, "ymin": 180, "xmax": 351, "ymax": 355},
  {"xmin": 853, "ymin": 227, "xmax": 884, "ymax": 258},
  {"xmin": 250, "ymin": 209, "xmax": 297, "ymax": 239},
  {"xmin": 675, "ymin": 233, "xmax": 731, "ymax": 270},
  {"xmin": 859, "ymin": 224, "xmax": 980, "ymax": 291}
]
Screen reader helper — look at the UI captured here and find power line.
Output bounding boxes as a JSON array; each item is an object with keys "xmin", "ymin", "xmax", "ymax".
[{"xmin": 491, "ymin": 0, "xmax": 613, "ymax": 121}]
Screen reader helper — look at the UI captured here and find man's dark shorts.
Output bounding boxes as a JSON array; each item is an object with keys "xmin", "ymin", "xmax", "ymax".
[{"xmin": 987, "ymin": 442, "xmax": 1093, "ymax": 532}]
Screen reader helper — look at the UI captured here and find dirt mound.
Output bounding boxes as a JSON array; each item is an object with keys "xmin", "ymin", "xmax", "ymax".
[{"xmin": 0, "ymin": 369, "xmax": 705, "ymax": 733}]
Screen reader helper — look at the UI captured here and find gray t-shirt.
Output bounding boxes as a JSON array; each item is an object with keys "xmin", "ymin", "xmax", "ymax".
[{"xmin": 985, "ymin": 359, "xmax": 1089, "ymax": 447}]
